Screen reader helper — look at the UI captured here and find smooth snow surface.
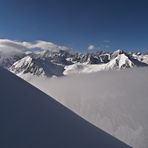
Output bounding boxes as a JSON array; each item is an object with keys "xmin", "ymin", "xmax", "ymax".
[
  {"xmin": 0, "ymin": 67, "xmax": 130, "ymax": 148},
  {"xmin": 28, "ymin": 67, "xmax": 148, "ymax": 148}
]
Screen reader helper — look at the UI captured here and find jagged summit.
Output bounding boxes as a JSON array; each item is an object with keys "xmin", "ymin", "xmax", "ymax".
[
  {"xmin": 108, "ymin": 52, "xmax": 147, "ymax": 69},
  {"xmin": 111, "ymin": 49, "xmax": 125, "ymax": 59},
  {"xmin": 10, "ymin": 55, "xmax": 64, "ymax": 77},
  {"xmin": 8, "ymin": 49, "xmax": 148, "ymax": 77},
  {"xmin": 64, "ymin": 51, "xmax": 148, "ymax": 75}
]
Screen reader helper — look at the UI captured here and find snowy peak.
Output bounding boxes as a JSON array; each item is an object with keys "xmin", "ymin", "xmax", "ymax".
[
  {"xmin": 108, "ymin": 53, "xmax": 134, "ymax": 69},
  {"xmin": 103, "ymin": 51, "xmax": 147, "ymax": 70},
  {"xmin": 132, "ymin": 53, "xmax": 148, "ymax": 64},
  {"xmin": 64, "ymin": 52, "xmax": 148, "ymax": 75},
  {"xmin": 10, "ymin": 55, "xmax": 64, "ymax": 77},
  {"xmin": 111, "ymin": 49, "xmax": 125, "ymax": 59},
  {"xmin": 10, "ymin": 56, "xmax": 33, "ymax": 74},
  {"xmin": 0, "ymin": 40, "xmax": 145, "ymax": 77},
  {"xmin": 10, "ymin": 49, "xmax": 148, "ymax": 77}
]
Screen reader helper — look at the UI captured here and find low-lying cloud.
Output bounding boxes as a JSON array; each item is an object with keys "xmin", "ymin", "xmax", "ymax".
[
  {"xmin": 28, "ymin": 67, "xmax": 148, "ymax": 148},
  {"xmin": 0, "ymin": 39, "xmax": 70, "ymax": 56},
  {"xmin": 87, "ymin": 44, "xmax": 96, "ymax": 50}
]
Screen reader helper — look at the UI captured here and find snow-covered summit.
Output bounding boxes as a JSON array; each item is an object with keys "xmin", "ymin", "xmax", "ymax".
[
  {"xmin": 111, "ymin": 49, "xmax": 125, "ymax": 59},
  {"xmin": 132, "ymin": 53, "xmax": 148, "ymax": 64},
  {"xmin": 64, "ymin": 52, "xmax": 147, "ymax": 75},
  {"xmin": 10, "ymin": 55, "xmax": 64, "ymax": 77}
]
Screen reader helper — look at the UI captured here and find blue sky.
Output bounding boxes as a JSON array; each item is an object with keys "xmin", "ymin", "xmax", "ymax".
[{"xmin": 0, "ymin": 0, "xmax": 148, "ymax": 52}]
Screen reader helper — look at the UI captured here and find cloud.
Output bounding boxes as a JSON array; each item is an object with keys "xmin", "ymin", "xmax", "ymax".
[
  {"xmin": 0, "ymin": 39, "xmax": 70, "ymax": 56},
  {"xmin": 86, "ymin": 40, "xmax": 111, "ymax": 51},
  {"xmin": 97, "ymin": 40, "xmax": 111, "ymax": 50},
  {"xmin": 87, "ymin": 44, "xmax": 96, "ymax": 50},
  {"xmin": 105, "ymin": 45, "xmax": 110, "ymax": 48},
  {"xmin": 22, "ymin": 40, "xmax": 70, "ymax": 52},
  {"xmin": 26, "ymin": 67, "xmax": 148, "ymax": 148},
  {"xmin": 0, "ymin": 39, "xmax": 25, "ymax": 56},
  {"xmin": 103, "ymin": 40, "xmax": 111, "ymax": 43}
]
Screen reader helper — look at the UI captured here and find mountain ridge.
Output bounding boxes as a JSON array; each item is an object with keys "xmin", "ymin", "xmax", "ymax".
[
  {"xmin": 7, "ymin": 49, "xmax": 148, "ymax": 78},
  {"xmin": 0, "ymin": 39, "xmax": 147, "ymax": 77}
]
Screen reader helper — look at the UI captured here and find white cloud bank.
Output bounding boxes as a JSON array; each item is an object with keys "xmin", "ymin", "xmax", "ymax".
[
  {"xmin": 88, "ymin": 44, "xmax": 96, "ymax": 50},
  {"xmin": 27, "ymin": 67, "xmax": 148, "ymax": 148},
  {"xmin": 103, "ymin": 40, "xmax": 111, "ymax": 43},
  {"xmin": 0, "ymin": 39, "xmax": 70, "ymax": 56}
]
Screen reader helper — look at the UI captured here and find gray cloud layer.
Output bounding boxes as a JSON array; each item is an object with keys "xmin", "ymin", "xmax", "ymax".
[{"xmin": 28, "ymin": 68, "xmax": 148, "ymax": 148}]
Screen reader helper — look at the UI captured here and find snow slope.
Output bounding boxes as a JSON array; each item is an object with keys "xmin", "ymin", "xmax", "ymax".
[
  {"xmin": 0, "ymin": 67, "xmax": 130, "ymax": 148},
  {"xmin": 27, "ymin": 67, "xmax": 148, "ymax": 148}
]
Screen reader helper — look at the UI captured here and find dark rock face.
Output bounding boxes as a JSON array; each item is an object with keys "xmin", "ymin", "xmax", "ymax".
[{"xmin": 79, "ymin": 54, "xmax": 101, "ymax": 64}]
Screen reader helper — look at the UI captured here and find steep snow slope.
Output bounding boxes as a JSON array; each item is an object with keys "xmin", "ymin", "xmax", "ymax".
[
  {"xmin": 0, "ymin": 67, "xmax": 130, "ymax": 148},
  {"xmin": 27, "ymin": 68, "xmax": 148, "ymax": 148}
]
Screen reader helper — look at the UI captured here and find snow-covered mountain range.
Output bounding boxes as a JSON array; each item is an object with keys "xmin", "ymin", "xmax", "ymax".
[
  {"xmin": 8, "ymin": 49, "xmax": 148, "ymax": 78},
  {"xmin": 0, "ymin": 39, "xmax": 148, "ymax": 78}
]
